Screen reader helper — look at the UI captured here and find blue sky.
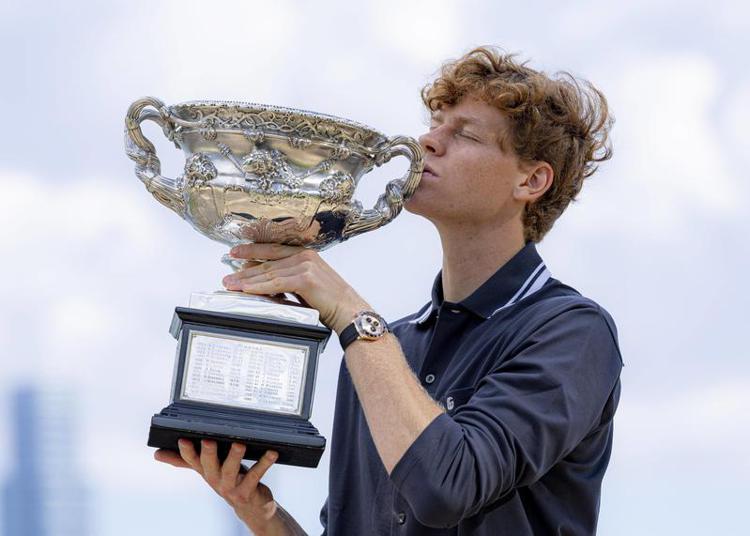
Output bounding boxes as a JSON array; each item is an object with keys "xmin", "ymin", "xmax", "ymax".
[{"xmin": 1, "ymin": 0, "xmax": 748, "ymax": 534}]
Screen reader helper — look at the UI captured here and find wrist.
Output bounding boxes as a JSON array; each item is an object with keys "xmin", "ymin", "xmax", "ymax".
[
  {"xmin": 238, "ymin": 512, "xmax": 290, "ymax": 536},
  {"xmin": 331, "ymin": 293, "xmax": 371, "ymax": 335}
]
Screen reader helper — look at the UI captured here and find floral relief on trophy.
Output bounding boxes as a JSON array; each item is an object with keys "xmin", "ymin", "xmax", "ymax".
[
  {"xmin": 184, "ymin": 153, "xmax": 218, "ymax": 186},
  {"xmin": 200, "ymin": 120, "xmax": 218, "ymax": 141},
  {"xmin": 174, "ymin": 103, "xmax": 379, "ymax": 155},
  {"xmin": 241, "ymin": 149, "xmax": 302, "ymax": 191},
  {"xmin": 288, "ymin": 136, "xmax": 312, "ymax": 150},
  {"xmin": 320, "ymin": 171, "xmax": 355, "ymax": 203},
  {"xmin": 243, "ymin": 128, "xmax": 265, "ymax": 145},
  {"xmin": 330, "ymin": 143, "xmax": 352, "ymax": 161}
]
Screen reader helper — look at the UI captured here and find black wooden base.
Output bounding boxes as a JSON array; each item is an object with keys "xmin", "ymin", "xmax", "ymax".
[
  {"xmin": 148, "ymin": 306, "xmax": 331, "ymax": 469},
  {"xmin": 148, "ymin": 410, "xmax": 326, "ymax": 468}
]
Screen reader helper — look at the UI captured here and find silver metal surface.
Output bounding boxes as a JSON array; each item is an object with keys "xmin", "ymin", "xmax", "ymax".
[
  {"xmin": 188, "ymin": 291, "xmax": 321, "ymax": 325},
  {"xmin": 124, "ymin": 97, "xmax": 424, "ymax": 265}
]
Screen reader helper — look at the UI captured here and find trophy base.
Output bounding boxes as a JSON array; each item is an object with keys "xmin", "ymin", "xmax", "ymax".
[
  {"xmin": 151, "ymin": 306, "xmax": 331, "ymax": 469},
  {"xmin": 148, "ymin": 408, "xmax": 325, "ymax": 468}
]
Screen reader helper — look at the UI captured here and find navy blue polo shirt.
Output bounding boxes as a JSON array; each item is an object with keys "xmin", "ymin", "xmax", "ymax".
[{"xmin": 321, "ymin": 243, "xmax": 623, "ymax": 535}]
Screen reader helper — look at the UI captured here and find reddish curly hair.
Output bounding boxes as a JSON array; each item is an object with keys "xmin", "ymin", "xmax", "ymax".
[{"xmin": 422, "ymin": 47, "xmax": 613, "ymax": 242}]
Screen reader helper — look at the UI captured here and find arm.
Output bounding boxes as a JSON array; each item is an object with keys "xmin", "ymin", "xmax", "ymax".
[
  {"xmin": 155, "ymin": 440, "xmax": 307, "ymax": 536},
  {"xmin": 224, "ymin": 244, "xmax": 444, "ymax": 473},
  {"xmin": 387, "ymin": 307, "xmax": 622, "ymax": 526}
]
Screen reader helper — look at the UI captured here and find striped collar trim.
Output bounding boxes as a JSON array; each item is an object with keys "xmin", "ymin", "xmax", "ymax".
[
  {"xmin": 488, "ymin": 262, "xmax": 550, "ymax": 317},
  {"xmin": 410, "ymin": 244, "xmax": 551, "ymax": 325}
]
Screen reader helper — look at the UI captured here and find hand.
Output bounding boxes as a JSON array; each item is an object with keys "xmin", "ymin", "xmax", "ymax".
[
  {"xmin": 155, "ymin": 440, "xmax": 280, "ymax": 533},
  {"xmin": 222, "ymin": 243, "xmax": 371, "ymax": 334}
]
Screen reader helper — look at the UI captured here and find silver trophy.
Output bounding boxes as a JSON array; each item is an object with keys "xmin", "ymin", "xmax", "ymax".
[{"xmin": 125, "ymin": 97, "xmax": 423, "ymax": 467}]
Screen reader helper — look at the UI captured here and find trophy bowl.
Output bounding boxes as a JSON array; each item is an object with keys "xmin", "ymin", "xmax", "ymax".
[{"xmin": 125, "ymin": 97, "xmax": 424, "ymax": 268}]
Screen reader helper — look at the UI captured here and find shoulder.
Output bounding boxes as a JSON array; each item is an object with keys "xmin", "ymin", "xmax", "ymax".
[{"xmin": 499, "ymin": 278, "xmax": 623, "ymax": 365}]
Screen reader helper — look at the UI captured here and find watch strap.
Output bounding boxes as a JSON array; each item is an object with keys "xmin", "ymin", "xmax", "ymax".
[{"xmin": 338, "ymin": 322, "xmax": 360, "ymax": 352}]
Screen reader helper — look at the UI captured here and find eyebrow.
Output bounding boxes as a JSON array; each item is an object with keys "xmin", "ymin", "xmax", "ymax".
[{"xmin": 431, "ymin": 111, "xmax": 491, "ymax": 132}]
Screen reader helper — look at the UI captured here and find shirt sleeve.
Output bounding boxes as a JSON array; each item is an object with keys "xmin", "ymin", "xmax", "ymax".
[
  {"xmin": 389, "ymin": 304, "xmax": 623, "ymax": 529},
  {"xmin": 319, "ymin": 497, "xmax": 328, "ymax": 535}
]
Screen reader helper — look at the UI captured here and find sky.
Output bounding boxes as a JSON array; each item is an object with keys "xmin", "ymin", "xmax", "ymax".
[{"xmin": 1, "ymin": 0, "xmax": 748, "ymax": 534}]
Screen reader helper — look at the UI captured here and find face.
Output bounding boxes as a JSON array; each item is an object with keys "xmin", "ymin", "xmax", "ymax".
[{"xmin": 407, "ymin": 97, "xmax": 529, "ymax": 228}]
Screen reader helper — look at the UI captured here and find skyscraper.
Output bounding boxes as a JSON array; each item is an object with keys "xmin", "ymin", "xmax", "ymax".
[{"xmin": 2, "ymin": 386, "xmax": 89, "ymax": 536}]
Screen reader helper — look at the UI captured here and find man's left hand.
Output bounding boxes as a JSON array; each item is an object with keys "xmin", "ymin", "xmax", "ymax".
[{"xmin": 222, "ymin": 243, "xmax": 370, "ymax": 334}]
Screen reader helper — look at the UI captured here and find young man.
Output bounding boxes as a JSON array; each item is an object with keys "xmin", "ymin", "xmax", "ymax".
[{"xmin": 156, "ymin": 47, "xmax": 622, "ymax": 535}]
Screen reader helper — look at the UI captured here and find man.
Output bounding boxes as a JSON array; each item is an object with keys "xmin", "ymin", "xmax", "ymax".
[{"xmin": 156, "ymin": 47, "xmax": 622, "ymax": 535}]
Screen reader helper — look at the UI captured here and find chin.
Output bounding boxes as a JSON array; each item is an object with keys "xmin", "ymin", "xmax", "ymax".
[{"xmin": 404, "ymin": 192, "xmax": 429, "ymax": 217}]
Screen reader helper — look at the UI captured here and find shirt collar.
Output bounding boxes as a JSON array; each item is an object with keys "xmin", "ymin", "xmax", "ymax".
[{"xmin": 412, "ymin": 243, "xmax": 551, "ymax": 325}]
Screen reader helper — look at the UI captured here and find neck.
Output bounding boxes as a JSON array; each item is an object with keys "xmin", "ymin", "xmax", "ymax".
[{"xmin": 436, "ymin": 218, "xmax": 526, "ymax": 303}]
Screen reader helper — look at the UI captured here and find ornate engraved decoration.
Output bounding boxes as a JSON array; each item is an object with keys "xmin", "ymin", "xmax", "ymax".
[
  {"xmin": 288, "ymin": 136, "xmax": 312, "ymax": 150},
  {"xmin": 331, "ymin": 143, "xmax": 352, "ymax": 160},
  {"xmin": 243, "ymin": 128, "xmax": 265, "ymax": 144},
  {"xmin": 184, "ymin": 153, "xmax": 218, "ymax": 185},
  {"xmin": 171, "ymin": 101, "xmax": 382, "ymax": 155},
  {"xmin": 320, "ymin": 171, "xmax": 355, "ymax": 203},
  {"xmin": 241, "ymin": 149, "xmax": 299, "ymax": 191}
]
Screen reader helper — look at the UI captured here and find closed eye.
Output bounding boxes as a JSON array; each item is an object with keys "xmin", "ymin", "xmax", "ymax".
[{"xmin": 457, "ymin": 130, "xmax": 481, "ymax": 142}]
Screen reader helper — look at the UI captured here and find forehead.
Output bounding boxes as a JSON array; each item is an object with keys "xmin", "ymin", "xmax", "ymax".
[{"xmin": 432, "ymin": 97, "xmax": 510, "ymax": 133}]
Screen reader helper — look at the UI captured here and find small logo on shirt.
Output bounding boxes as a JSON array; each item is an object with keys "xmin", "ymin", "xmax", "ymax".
[{"xmin": 446, "ymin": 396, "xmax": 455, "ymax": 411}]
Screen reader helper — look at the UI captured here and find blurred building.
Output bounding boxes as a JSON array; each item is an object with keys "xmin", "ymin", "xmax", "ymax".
[{"xmin": 2, "ymin": 386, "xmax": 89, "ymax": 536}]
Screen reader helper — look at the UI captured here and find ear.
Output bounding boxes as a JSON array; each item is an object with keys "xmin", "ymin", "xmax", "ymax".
[{"xmin": 513, "ymin": 161, "xmax": 554, "ymax": 203}]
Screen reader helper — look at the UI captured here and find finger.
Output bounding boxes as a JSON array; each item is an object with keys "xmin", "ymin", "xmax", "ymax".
[
  {"xmin": 224, "ymin": 256, "xmax": 310, "ymax": 290},
  {"xmin": 237, "ymin": 450, "xmax": 278, "ymax": 496},
  {"xmin": 240, "ymin": 274, "xmax": 307, "ymax": 296},
  {"xmin": 229, "ymin": 265, "xmax": 301, "ymax": 290},
  {"xmin": 231, "ymin": 243, "xmax": 304, "ymax": 261},
  {"xmin": 177, "ymin": 439, "xmax": 201, "ymax": 470},
  {"xmin": 221, "ymin": 442, "xmax": 247, "ymax": 484},
  {"xmin": 200, "ymin": 440, "xmax": 221, "ymax": 483},
  {"xmin": 238, "ymin": 259, "xmax": 263, "ymax": 270},
  {"xmin": 154, "ymin": 449, "xmax": 192, "ymax": 469}
]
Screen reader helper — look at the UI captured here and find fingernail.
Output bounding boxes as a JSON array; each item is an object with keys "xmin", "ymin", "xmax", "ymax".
[
  {"xmin": 230, "ymin": 246, "xmax": 240, "ymax": 255},
  {"xmin": 223, "ymin": 275, "xmax": 236, "ymax": 285},
  {"xmin": 267, "ymin": 451, "xmax": 278, "ymax": 462}
]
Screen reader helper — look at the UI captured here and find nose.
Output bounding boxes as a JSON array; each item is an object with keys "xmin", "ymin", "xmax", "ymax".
[{"xmin": 419, "ymin": 128, "xmax": 445, "ymax": 156}]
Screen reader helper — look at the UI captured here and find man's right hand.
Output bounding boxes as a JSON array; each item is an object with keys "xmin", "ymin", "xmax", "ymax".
[{"xmin": 155, "ymin": 439, "xmax": 300, "ymax": 535}]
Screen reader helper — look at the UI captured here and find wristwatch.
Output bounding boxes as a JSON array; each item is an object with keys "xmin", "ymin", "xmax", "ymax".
[{"xmin": 338, "ymin": 311, "xmax": 389, "ymax": 351}]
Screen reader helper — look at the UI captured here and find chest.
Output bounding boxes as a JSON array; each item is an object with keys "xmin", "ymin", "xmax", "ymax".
[{"xmin": 394, "ymin": 309, "xmax": 516, "ymax": 410}]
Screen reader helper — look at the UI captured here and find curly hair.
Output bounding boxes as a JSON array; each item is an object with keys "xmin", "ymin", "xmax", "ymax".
[{"xmin": 422, "ymin": 47, "xmax": 613, "ymax": 242}]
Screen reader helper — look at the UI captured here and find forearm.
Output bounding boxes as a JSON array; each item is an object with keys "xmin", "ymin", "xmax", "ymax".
[
  {"xmin": 239, "ymin": 504, "xmax": 307, "ymax": 536},
  {"xmin": 343, "ymin": 334, "xmax": 444, "ymax": 474}
]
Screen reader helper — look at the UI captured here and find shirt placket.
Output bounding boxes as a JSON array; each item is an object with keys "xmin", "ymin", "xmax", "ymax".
[{"xmin": 417, "ymin": 304, "xmax": 467, "ymax": 396}]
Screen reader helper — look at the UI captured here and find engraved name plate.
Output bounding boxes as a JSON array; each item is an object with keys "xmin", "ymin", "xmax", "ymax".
[{"xmin": 181, "ymin": 331, "xmax": 309, "ymax": 415}]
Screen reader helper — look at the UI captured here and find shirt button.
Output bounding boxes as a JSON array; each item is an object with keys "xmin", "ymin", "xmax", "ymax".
[
  {"xmin": 425, "ymin": 374, "xmax": 436, "ymax": 384},
  {"xmin": 450, "ymin": 308, "xmax": 461, "ymax": 314},
  {"xmin": 396, "ymin": 511, "xmax": 406, "ymax": 525}
]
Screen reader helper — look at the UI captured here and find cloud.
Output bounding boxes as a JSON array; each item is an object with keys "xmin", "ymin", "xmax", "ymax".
[
  {"xmin": 721, "ymin": 78, "xmax": 750, "ymax": 167},
  {"xmin": 368, "ymin": 0, "xmax": 463, "ymax": 65},
  {"xmin": 615, "ymin": 379, "xmax": 750, "ymax": 475},
  {"xmin": 559, "ymin": 53, "xmax": 742, "ymax": 242}
]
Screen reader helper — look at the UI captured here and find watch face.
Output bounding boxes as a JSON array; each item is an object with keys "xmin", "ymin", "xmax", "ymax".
[{"xmin": 355, "ymin": 312, "xmax": 387, "ymax": 339}]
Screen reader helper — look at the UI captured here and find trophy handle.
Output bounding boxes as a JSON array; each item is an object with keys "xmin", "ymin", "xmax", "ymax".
[
  {"xmin": 343, "ymin": 136, "xmax": 424, "ymax": 240},
  {"xmin": 124, "ymin": 97, "xmax": 186, "ymax": 216}
]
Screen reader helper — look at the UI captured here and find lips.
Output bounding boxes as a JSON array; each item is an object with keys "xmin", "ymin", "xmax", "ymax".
[{"xmin": 422, "ymin": 163, "xmax": 438, "ymax": 178}]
